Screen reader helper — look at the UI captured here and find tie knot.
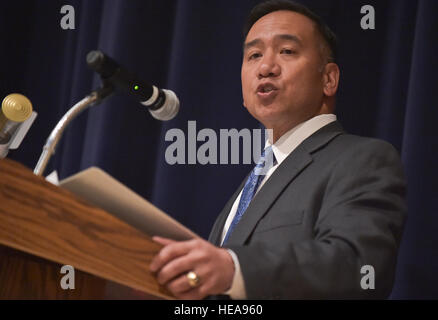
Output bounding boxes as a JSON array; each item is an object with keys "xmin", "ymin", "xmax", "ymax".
[{"xmin": 254, "ymin": 146, "xmax": 277, "ymax": 175}]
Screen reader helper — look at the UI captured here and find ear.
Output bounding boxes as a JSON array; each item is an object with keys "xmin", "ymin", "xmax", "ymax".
[{"xmin": 322, "ymin": 63, "xmax": 340, "ymax": 97}]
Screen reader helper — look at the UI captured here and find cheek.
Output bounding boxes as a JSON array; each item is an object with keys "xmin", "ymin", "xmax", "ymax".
[
  {"xmin": 287, "ymin": 69, "xmax": 323, "ymax": 97},
  {"xmin": 241, "ymin": 83, "xmax": 248, "ymax": 107},
  {"xmin": 241, "ymin": 76, "xmax": 253, "ymax": 106}
]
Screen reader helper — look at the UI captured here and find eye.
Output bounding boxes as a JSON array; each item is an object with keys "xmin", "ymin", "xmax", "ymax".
[
  {"xmin": 248, "ymin": 52, "xmax": 262, "ymax": 60},
  {"xmin": 280, "ymin": 48, "xmax": 296, "ymax": 55}
]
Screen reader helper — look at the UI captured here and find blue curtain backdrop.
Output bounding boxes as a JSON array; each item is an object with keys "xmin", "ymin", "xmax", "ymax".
[{"xmin": 1, "ymin": 0, "xmax": 437, "ymax": 299}]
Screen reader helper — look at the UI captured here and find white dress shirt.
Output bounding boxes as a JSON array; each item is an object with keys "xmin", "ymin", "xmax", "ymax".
[{"xmin": 221, "ymin": 114, "xmax": 337, "ymax": 299}]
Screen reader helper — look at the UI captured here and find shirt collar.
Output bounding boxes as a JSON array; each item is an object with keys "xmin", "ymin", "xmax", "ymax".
[{"xmin": 265, "ymin": 114, "xmax": 337, "ymax": 166}]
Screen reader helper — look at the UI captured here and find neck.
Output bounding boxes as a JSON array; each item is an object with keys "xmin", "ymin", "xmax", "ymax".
[{"xmin": 267, "ymin": 104, "xmax": 333, "ymax": 143}]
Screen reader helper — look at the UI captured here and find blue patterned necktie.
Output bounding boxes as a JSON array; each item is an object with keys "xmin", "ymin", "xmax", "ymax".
[{"xmin": 222, "ymin": 145, "xmax": 277, "ymax": 245}]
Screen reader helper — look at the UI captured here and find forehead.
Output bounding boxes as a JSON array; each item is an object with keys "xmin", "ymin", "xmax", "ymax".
[{"xmin": 245, "ymin": 10, "xmax": 318, "ymax": 45}]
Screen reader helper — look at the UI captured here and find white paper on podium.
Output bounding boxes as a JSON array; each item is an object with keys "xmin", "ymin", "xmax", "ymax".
[{"xmin": 59, "ymin": 167, "xmax": 198, "ymax": 241}]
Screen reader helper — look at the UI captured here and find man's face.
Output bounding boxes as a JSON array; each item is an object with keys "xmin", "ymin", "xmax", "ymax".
[{"xmin": 241, "ymin": 10, "xmax": 328, "ymax": 132}]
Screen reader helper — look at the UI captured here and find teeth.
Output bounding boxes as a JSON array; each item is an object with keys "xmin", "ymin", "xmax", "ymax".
[{"xmin": 263, "ymin": 87, "xmax": 274, "ymax": 92}]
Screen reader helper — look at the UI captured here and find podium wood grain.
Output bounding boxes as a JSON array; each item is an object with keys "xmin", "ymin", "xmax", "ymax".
[{"xmin": 0, "ymin": 158, "xmax": 172, "ymax": 299}]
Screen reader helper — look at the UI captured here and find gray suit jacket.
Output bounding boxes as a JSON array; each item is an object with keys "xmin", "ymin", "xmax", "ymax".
[{"xmin": 208, "ymin": 121, "xmax": 406, "ymax": 299}]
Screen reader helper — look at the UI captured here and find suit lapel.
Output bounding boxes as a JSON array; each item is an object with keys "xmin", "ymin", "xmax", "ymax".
[{"xmin": 209, "ymin": 121, "xmax": 344, "ymax": 246}]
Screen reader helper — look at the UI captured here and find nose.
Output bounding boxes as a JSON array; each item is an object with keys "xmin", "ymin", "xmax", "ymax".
[{"xmin": 258, "ymin": 51, "xmax": 280, "ymax": 78}]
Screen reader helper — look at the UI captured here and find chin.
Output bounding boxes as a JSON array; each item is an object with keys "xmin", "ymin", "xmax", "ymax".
[
  {"xmin": 256, "ymin": 102, "xmax": 282, "ymax": 115},
  {"xmin": 252, "ymin": 110, "xmax": 283, "ymax": 128}
]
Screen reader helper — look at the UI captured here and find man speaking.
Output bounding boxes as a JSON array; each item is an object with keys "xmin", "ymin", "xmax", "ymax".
[{"xmin": 150, "ymin": 0, "xmax": 406, "ymax": 299}]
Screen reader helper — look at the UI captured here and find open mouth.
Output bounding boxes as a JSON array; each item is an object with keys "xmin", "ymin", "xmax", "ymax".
[{"xmin": 257, "ymin": 83, "xmax": 278, "ymax": 98}]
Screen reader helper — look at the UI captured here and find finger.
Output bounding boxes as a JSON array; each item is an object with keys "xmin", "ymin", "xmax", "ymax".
[
  {"xmin": 166, "ymin": 272, "xmax": 196, "ymax": 295},
  {"xmin": 170, "ymin": 279, "xmax": 204, "ymax": 300},
  {"xmin": 176, "ymin": 285, "xmax": 207, "ymax": 300},
  {"xmin": 150, "ymin": 237, "xmax": 178, "ymax": 272},
  {"xmin": 149, "ymin": 240, "xmax": 197, "ymax": 272},
  {"xmin": 156, "ymin": 252, "xmax": 199, "ymax": 285},
  {"xmin": 152, "ymin": 236, "xmax": 176, "ymax": 246},
  {"xmin": 168, "ymin": 264, "xmax": 216, "ymax": 299}
]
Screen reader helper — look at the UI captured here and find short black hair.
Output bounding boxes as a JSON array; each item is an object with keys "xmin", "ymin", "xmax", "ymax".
[{"xmin": 243, "ymin": 0, "xmax": 337, "ymax": 63}]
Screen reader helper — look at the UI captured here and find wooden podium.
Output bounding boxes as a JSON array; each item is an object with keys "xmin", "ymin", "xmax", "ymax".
[{"xmin": 0, "ymin": 158, "xmax": 173, "ymax": 299}]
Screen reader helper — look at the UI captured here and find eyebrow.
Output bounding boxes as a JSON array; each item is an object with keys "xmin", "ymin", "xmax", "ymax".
[{"xmin": 243, "ymin": 34, "xmax": 303, "ymax": 51}]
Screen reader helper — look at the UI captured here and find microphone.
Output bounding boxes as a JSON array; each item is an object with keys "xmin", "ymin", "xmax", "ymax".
[
  {"xmin": 86, "ymin": 50, "xmax": 179, "ymax": 121},
  {"xmin": 0, "ymin": 93, "xmax": 37, "ymax": 158}
]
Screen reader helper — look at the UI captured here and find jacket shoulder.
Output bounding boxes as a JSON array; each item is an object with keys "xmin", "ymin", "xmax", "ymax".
[{"xmin": 328, "ymin": 133, "xmax": 402, "ymax": 159}]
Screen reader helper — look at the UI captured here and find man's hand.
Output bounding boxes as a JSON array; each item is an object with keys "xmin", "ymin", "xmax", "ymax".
[{"xmin": 149, "ymin": 236, "xmax": 235, "ymax": 299}]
